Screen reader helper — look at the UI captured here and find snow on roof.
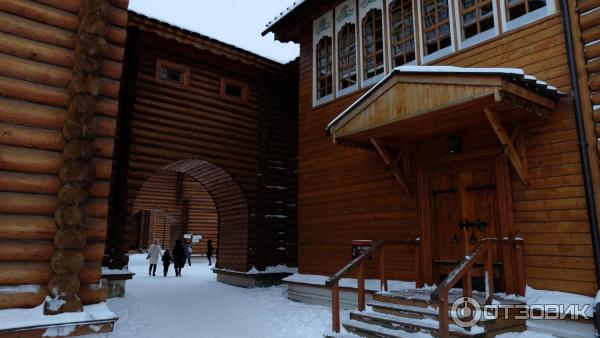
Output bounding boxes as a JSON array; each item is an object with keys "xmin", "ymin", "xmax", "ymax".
[
  {"xmin": 262, "ymin": 0, "xmax": 308, "ymax": 35},
  {"xmin": 326, "ymin": 65, "xmax": 567, "ymax": 134}
]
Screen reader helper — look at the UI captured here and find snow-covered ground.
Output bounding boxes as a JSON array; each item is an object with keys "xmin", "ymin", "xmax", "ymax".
[{"xmin": 86, "ymin": 254, "xmax": 337, "ymax": 338}]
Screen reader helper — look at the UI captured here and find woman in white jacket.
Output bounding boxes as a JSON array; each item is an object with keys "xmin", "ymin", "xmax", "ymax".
[{"xmin": 147, "ymin": 239, "xmax": 162, "ymax": 276}]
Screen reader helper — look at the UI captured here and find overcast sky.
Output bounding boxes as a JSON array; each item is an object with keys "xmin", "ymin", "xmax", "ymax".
[{"xmin": 128, "ymin": 0, "xmax": 300, "ymax": 63}]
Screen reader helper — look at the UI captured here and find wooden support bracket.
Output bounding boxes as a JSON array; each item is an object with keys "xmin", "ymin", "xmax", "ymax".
[
  {"xmin": 483, "ymin": 108, "xmax": 528, "ymax": 185},
  {"xmin": 371, "ymin": 138, "xmax": 410, "ymax": 194}
]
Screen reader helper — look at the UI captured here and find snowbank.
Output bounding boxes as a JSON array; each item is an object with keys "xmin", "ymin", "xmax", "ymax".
[
  {"xmin": 0, "ymin": 300, "xmax": 116, "ymax": 331},
  {"xmin": 283, "ymin": 273, "xmax": 419, "ymax": 292}
]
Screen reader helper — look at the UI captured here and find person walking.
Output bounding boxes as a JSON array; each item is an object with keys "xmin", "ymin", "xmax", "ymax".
[
  {"xmin": 161, "ymin": 249, "xmax": 172, "ymax": 277},
  {"xmin": 184, "ymin": 241, "xmax": 192, "ymax": 266},
  {"xmin": 207, "ymin": 239, "xmax": 214, "ymax": 266},
  {"xmin": 172, "ymin": 239, "xmax": 186, "ymax": 277},
  {"xmin": 147, "ymin": 239, "xmax": 162, "ymax": 276}
]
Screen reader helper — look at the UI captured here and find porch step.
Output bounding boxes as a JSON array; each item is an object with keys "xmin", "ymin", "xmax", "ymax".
[
  {"xmin": 341, "ymin": 319, "xmax": 427, "ymax": 338},
  {"xmin": 333, "ymin": 289, "xmax": 527, "ymax": 338},
  {"xmin": 348, "ymin": 311, "xmax": 481, "ymax": 338}
]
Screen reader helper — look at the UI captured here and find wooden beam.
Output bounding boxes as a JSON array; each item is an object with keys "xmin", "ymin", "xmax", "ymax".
[
  {"xmin": 483, "ymin": 108, "xmax": 528, "ymax": 185},
  {"xmin": 370, "ymin": 138, "xmax": 410, "ymax": 194}
]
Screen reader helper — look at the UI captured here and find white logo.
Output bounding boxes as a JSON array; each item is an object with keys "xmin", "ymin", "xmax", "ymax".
[{"xmin": 451, "ymin": 297, "xmax": 481, "ymax": 328}]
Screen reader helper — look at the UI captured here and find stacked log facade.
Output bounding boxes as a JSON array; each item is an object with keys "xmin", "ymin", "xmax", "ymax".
[
  {"xmin": 106, "ymin": 13, "xmax": 299, "ymax": 272},
  {"xmin": 270, "ymin": 2, "xmax": 598, "ymax": 295},
  {"xmin": 0, "ymin": 0, "xmax": 128, "ymax": 310}
]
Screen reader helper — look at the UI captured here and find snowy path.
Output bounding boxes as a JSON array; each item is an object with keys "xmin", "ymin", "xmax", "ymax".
[
  {"xmin": 84, "ymin": 254, "xmax": 557, "ymax": 338},
  {"xmin": 89, "ymin": 254, "xmax": 334, "ymax": 338}
]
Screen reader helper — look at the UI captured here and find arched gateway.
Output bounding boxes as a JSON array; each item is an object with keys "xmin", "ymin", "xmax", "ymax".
[{"xmin": 134, "ymin": 159, "xmax": 249, "ymax": 272}]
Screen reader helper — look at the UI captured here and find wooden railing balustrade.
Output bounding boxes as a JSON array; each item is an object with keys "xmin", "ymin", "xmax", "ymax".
[
  {"xmin": 431, "ymin": 236, "xmax": 525, "ymax": 337},
  {"xmin": 324, "ymin": 239, "xmax": 421, "ymax": 333}
]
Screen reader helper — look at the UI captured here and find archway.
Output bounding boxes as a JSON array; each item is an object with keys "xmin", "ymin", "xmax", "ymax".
[{"xmin": 132, "ymin": 159, "xmax": 249, "ymax": 271}]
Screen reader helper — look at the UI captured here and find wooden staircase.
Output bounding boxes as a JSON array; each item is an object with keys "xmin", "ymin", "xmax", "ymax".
[
  {"xmin": 324, "ymin": 238, "xmax": 526, "ymax": 338},
  {"xmin": 327, "ymin": 290, "xmax": 526, "ymax": 338}
]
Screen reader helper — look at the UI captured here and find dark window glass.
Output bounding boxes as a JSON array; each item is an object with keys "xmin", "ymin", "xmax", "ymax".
[
  {"xmin": 506, "ymin": 0, "xmax": 547, "ymax": 21},
  {"xmin": 421, "ymin": 0, "xmax": 451, "ymax": 56},
  {"xmin": 390, "ymin": 0, "xmax": 416, "ymax": 66},
  {"xmin": 161, "ymin": 67, "xmax": 185, "ymax": 84},
  {"xmin": 460, "ymin": 0, "xmax": 495, "ymax": 40},
  {"xmin": 225, "ymin": 84, "xmax": 243, "ymax": 98},
  {"xmin": 338, "ymin": 23, "xmax": 357, "ymax": 90},
  {"xmin": 362, "ymin": 8, "xmax": 385, "ymax": 80},
  {"xmin": 316, "ymin": 36, "xmax": 333, "ymax": 99}
]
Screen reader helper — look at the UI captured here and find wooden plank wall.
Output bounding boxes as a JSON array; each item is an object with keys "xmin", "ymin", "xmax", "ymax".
[
  {"xmin": 296, "ymin": 10, "xmax": 597, "ymax": 294},
  {"xmin": 115, "ymin": 22, "xmax": 298, "ymax": 271},
  {"xmin": 0, "ymin": 0, "xmax": 128, "ymax": 308},
  {"xmin": 131, "ymin": 172, "xmax": 218, "ymax": 254}
]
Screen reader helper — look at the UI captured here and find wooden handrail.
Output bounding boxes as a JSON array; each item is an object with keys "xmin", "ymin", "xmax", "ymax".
[
  {"xmin": 326, "ymin": 238, "xmax": 420, "ymax": 333},
  {"xmin": 432, "ymin": 236, "xmax": 525, "ymax": 337}
]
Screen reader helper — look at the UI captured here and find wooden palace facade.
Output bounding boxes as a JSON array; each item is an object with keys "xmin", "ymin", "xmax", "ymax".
[{"xmin": 264, "ymin": 0, "xmax": 600, "ymax": 299}]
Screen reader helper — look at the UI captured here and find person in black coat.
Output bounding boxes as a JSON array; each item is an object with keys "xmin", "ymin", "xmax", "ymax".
[
  {"xmin": 172, "ymin": 239, "xmax": 186, "ymax": 277},
  {"xmin": 162, "ymin": 249, "xmax": 172, "ymax": 277},
  {"xmin": 207, "ymin": 239, "xmax": 214, "ymax": 266}
]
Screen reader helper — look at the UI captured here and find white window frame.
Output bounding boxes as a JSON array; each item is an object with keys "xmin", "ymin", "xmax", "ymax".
[
  {"xmin": 386, "ymin": 0, "xmax": 418, "ymax": 68},
  {"xmin": 359, "ymin": 0, "xmax": 387, "ymax": 88},
  {"xmin": 313, "ymin": 11, "xmax": 335, "ymax": 107},
  {"xmin": 335, "ymin": 0, "xmax": 359, "ymax": 98},
  {"xmin": 499, "ymin": 0, "xmax": 557, "ymax": 32},
  {"xmin": 453, "ymin": 0, "xmax": 500, "ymax": 50},
  {"xmin": 417, "ymin": 0, "xmax": 456, "ymax": 64}
]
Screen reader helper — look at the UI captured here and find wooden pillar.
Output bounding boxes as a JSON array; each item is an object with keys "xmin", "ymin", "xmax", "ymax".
[{"xmin": 44, "ymin": 0, "xmax": 110, "ymax": 315}]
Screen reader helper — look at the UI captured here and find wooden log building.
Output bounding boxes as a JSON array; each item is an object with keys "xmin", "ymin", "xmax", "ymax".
[
  {"xmin": 0, "ymin": 1, "xmax": 299, "ymax": 330},
  {"xmin": 263, "ymin": 0, "xmax": 600, "ymax": 335}
]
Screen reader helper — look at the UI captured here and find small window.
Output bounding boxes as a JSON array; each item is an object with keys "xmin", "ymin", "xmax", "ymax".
[
  {"xmin": 155, "ymin": 59, "xmax": 190, "ymax": 89},
  {"xmin": 389, "ymin": 0, "xmax": 416, "ymax": 67},
  {"xmin": 338, "ymin": 23, "xmax": 357, "ymax": 91},
  {"xmin": 362, "ymin": 9, "xmax": 385, "ymax": 81},
  {"xmin": 460, "ymin": 0, "xmax": 495, "ymax": 40},
  {"xmin": 421, "ymin": 0, "xmax": 452, "ymax": 56},
  {"xmin": 316, "ymin": 36, "xmax": 334, "ymax": 99},
  {"xmin": 220, "ymin": 78, "xmax": 249, "ymax": 103},
  {"xmin": 505, "ymin": 0, "xmax": 547, "ymax": 22}
]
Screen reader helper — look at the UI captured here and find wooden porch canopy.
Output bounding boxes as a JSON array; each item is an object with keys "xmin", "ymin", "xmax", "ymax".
[{"xmin": 326, "ymin": 66, "xmax": 565, "ymax": 191}]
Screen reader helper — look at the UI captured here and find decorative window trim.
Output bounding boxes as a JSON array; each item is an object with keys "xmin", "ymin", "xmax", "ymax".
[
  {"xmin": 417, "ymin": 0, "xmax": 456, "ymax": 64},
  {"xmin": 220, "ymin": 77, "xmax": 249, "ymax": 103},
  {"xmin": 386, "ymin": 0, "xmax": 418, "ymax": 68},
  {"xmin": 453, "ymin": 0, "xmax": 500, "ymax": 50},
  {"xmin": 499, "ymin": 0, "xmax": 556, "ymax": 32},
  {"xmin": 313, "ymin": 11, "xmax": 335, "ymax": 107},
  {"xmin": 155, "ymin": 59, "xmax": 190, "ymax": 89},
  {"xmin": 359, "ymin": 0, "xmax": 387, "ymax": 88},
  {"xmin": 335, "ymin": 0, "xmax": 359, "ymax": 98}
]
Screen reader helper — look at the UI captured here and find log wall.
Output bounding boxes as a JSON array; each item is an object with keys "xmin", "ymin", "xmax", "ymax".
[
  {"xmin": 0, "ymin": 0, "xmax": 128, "ymax": 309},
  {"xmin": 292, "ymin": 7, "xmax": 597, "ymax": 294},
  {"xmin": 107, "ymin": 14, "xmax": 299, "ymax": 272}
]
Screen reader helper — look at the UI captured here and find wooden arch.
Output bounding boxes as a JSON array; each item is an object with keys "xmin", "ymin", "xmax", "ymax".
[{"xmin": 158, "ymin": 159, "xmax": 249, "ymax": 271}]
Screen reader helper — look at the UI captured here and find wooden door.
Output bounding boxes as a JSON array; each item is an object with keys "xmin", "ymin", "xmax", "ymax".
[{"xmin": 429, "ymin": 159, "xmax": 501, "ymax": 289}]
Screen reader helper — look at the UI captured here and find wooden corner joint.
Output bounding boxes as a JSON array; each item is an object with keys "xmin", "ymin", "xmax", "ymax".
[
  {"xmin": 370, "ymin": 138, "xmax": 410, "ymax": 194},
  {"xmin": 483, "ymin": 108, "xmax": 529, "ymax": 185}
]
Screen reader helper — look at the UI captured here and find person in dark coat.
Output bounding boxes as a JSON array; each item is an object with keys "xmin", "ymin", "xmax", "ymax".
[
  {"xmin": 172, "ymin": 239, "xmax": 186, "ymax": 277},
  {"xmin": 207, "ymin": 239, "xmax": 214, "ymax": 266},
  {"xmin": 162, "ymin": 249, "xmax": 172, "ymax": 277}
]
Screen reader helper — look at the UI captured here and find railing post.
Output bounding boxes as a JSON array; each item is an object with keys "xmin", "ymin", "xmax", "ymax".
[
  {"xmin": 380, "ymin": 246, "xmax": 387, "ymax": 292},
  {"xmin": 414, "ymin": 245, "xmax": 422, "ymax": 288},
  {"xmin": 515, "ymin": 240, "xmax": 525, "ymax": 296},
  {"xmin": 358, "ymin": 261, "xmax": 366, "ymax": 311},
  {"xmin": 439, "ymin": 295, "xmax": 449, "ymax": 338},
  {"xmin": 485, "ymin": 245, "xmax": 494, "ymax": 305},
  {"xmin": 332, "ymin": 280, "xmax": 340, "ymax": 333},
  {"xmin": 463, "ymin": 269, "xmax": 472, "ymax": 300}
]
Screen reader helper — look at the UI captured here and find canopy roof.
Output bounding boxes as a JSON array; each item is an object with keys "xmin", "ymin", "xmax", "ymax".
[{"xmin": 326, "ymin": 66, "xmax": 565, "ymax": 147}]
